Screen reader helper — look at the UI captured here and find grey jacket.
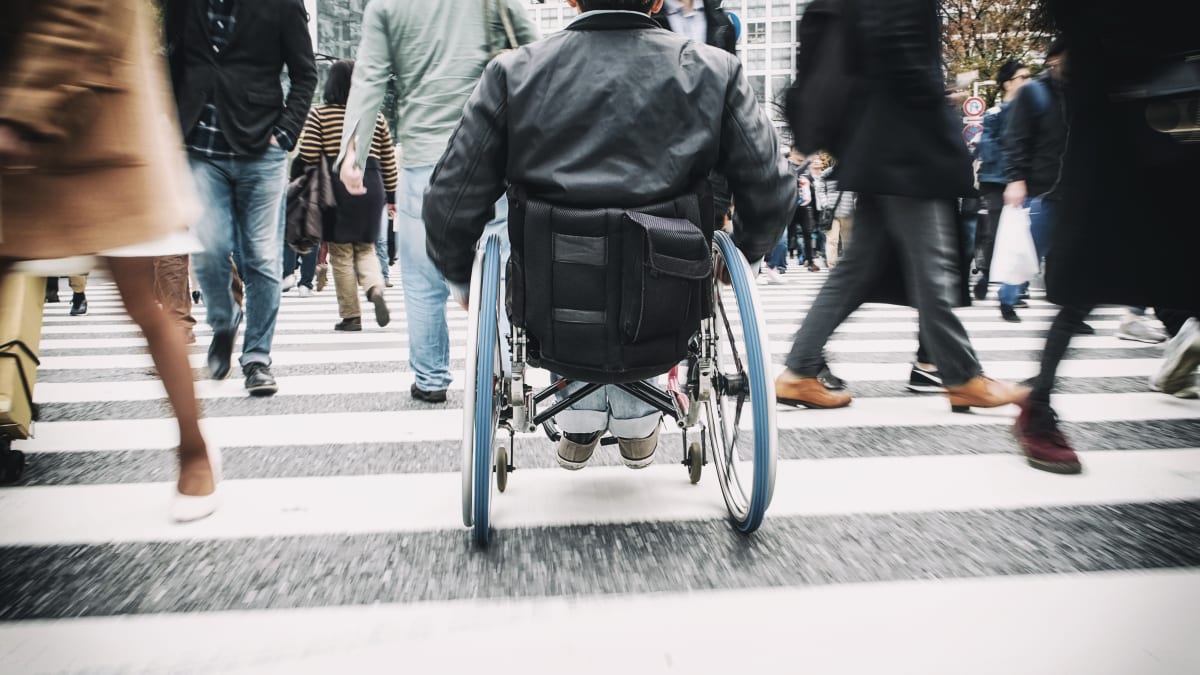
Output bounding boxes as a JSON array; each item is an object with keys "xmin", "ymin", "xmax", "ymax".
[
  {"xmin": 338, "ymin": 0, "xmax": 539, "ymax": 170},
  {"xmin": 423, "ymin": 11, "xmax": 795, "ymax": 286}
]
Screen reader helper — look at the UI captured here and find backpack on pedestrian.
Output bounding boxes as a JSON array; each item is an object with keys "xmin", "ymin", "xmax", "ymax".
[{"xmin": 784, "ymin": 0, "xmax": 860, "ymax": 155}]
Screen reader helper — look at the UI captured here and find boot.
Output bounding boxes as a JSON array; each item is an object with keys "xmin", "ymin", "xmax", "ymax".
[
  {"xmin": 945, "ymin": 375, "xmax": 1029, "ymax": 413},
  {"xmin": 69, "ymin": 292, "xmax": 88, "ymax": 316},
  {"xmin": 775, "ymin": 370, "xmax": 852, "ymax": 409}
]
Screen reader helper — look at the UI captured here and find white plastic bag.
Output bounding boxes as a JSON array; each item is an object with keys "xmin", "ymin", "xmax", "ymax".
[{"xmin": 989, "ymin": 206, "xmax": 1039, "ymax": 285}]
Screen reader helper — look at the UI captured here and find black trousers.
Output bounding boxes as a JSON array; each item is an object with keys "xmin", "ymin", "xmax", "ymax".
[{"xmin": 976, "ymin": 182, "xmax": 1005, "ymax": 276}]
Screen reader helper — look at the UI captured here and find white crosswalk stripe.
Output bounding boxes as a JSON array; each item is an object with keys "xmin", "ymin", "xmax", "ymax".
[{"xmin": 5, "ymin": 268, "xmax": 1198, "ymax": 674}]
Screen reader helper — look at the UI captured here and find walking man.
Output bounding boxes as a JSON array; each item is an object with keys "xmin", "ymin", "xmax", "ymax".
[
  {"xmin": 165, "ymin": 0, "xmax": 317, "ymax": 396},
  {"xmin": 337, "ymin": 0, "xmax": 538, "ymax": 403}
]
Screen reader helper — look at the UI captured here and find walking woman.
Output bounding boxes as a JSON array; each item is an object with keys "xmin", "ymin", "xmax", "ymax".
[
  {"xmin": 1, "ymin": 0, "xmax": 218, "ymax": 521},
  {"xmin": 293, "ymin": 60, "xmax": 397, "ymax": 331}
]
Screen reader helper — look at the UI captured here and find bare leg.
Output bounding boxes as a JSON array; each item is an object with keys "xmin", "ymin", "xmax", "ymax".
[{"xmin": 106, "ymin": 257, "xmax": 214, "ymax": 496}]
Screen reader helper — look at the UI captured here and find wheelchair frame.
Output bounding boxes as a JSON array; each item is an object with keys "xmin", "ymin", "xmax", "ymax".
[{"xmin": 463, "ymin": 231, "xmax": 777, "ymax": 547}]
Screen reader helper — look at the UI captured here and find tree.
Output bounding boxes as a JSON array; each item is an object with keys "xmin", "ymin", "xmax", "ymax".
[{"xmin": 941, "ymin": 0, "xmax": 1056, "ymax": 102}]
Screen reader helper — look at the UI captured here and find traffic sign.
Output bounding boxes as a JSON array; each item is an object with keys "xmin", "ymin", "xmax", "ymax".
[
  {"xmin": 962, "ymin": 96, "xmax": 986, "ymax": 118},
  {"xmin": 963, "ymin": 123, "xmax": 984, "ymax": 146}
]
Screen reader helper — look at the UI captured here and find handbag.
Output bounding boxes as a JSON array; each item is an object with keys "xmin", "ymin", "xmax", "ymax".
[
  {"xmin": 286, "ymin": 153, "xmax": 335, "ymax": 255},
  {"xmin": 818, "ymin": 192, "xmax": 843, "ymax": 231},
  {"xmin": 989, "ymin": 206, "xmax": 1039, "ymax": 285},
  {"xmin": 483, "ymin": 0, "xmax": 519, "ymax": 60}
]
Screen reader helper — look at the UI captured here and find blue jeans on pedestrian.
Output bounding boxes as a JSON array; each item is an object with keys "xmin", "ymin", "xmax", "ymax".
[
  {"xmin": 999, "ymin": 196, "xmax": 1055, "ymax": 307},
  {"xmin": 189, "ymin": 145, "xmax": 287, "ymax": 367},
  {"xmin": 767, "ymin": 231, "xmax": 788, "ymax": 270},
  {"xmin": 376, "ymin": 210, "xmax": 391, "ymax": 283},
  {"xmin": 397, "ymin": 165, "xmax": 510, "ymax": 391}
]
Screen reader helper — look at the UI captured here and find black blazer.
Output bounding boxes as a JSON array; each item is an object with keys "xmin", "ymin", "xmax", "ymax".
[
  {"xmin": 165, "ymin": 0, "xmax": 316, "ymax": 155},
  {"xmin": 835, "ymin": 0, "xmax": 974, "ymax": 199}
]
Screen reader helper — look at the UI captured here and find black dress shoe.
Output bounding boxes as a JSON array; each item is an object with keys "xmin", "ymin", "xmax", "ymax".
[
  {"xmin": 334, "ymin": 317, "xmax": 363, "ymax": 332},
  {"xmin": 817, "ymin": 365, "xmax": 847, "ymax": 391},
  {"xmin": 1000, "ymin": 304, "xmax": 1021, "ymax": 322},
  {"xmin": 244, "ymin": 363, "xmax": 278, "ymax": 397},
  {"xmin": 411, "ymin": 382, "xmax": 447, "ymax": 403},
  {"xmin": 1075, "ymin": 321, "xmax": 1096, "ymax": 335},
  {"xmin": 207, "ymin": 311, "xmax": 242, "ymax": 380},
  {"xmin": 973, "ymin": 276, "xmax": 989, "ymax": 301},
  {"xmin": 69, "ymin": 292, "xmax": 88, "ymax": 316},
  {"xmin": 192, "ymin": 290, "xmax": 202, "ymax": 305}
]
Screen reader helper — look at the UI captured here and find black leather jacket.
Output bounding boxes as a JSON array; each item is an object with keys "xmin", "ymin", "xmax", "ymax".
[
  {"xmin": 1003, "ymin": 75, "xmax": 1069, "ymax": 199},
  {"xmin": 423, "ymin": 11, "xmax": 795, "ymax": 287}
]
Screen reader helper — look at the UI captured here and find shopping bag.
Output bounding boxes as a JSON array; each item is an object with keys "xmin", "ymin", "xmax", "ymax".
[
  {"xmin": 989, "ymin": 206, "xmax": 1039, "ymax": 285},
  {"xmin": 0, "ymin": 273, "xmax": 44, "ymax": 441}
]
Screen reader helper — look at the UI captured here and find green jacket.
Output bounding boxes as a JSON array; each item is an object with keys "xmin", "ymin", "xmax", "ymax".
[{"xmin": 338, "ymin": 0, "xmax": 539, "ymax": 170}]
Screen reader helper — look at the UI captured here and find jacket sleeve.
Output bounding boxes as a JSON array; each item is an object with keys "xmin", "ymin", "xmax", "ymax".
[
  {"xmin": 422, "ymin": 59, "xmax": 510, "ymax": 287},
  {"xmin": 858, "ymin": 0, "xmax": 945, "ymax": 108},
  {"xmin": 276, "ymin": 0, "xmax": 317, "ymax": 150},
  {"xmin": 1003, "ymin": 86, "xmax": 1036, "ymax": 183},
  {"xmin": 508, "ymin": 1, "xmax": 541, "ymax": 46},
  {"xmin": 0, "ymin": 0, "xmax": 116, "ymax": 142},
  {"xmin": 716, "ymin": 59, "xmax": 796, "ymax": 262},
  {"xmin": 338, "ymin": 0, "xmax": 393, "ymax": 171},
  {"xmin": 373, "ymin": 114, "xmax": 399, "ymax": 202}
]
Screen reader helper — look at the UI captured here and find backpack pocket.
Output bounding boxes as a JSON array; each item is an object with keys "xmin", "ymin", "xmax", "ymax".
[{"xmin": 620, "ymin": 211, "xmax": 712, "ymax": 344}]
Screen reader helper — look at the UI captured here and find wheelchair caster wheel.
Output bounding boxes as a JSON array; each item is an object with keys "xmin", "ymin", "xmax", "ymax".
[
  {"xmin": 0, "ymin": 447, "xmax": 25, "ymax": 485},
  {"xmin": 496, "ymin": 446, "xmax": 509, "ymax": 493},
  {"xmin": 687, "ymin": 442, "xmax": 703, "ymax": 484}
]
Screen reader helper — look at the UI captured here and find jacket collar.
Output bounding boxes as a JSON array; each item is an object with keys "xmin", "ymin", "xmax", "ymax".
[{"xmin": 566, "ymin": 11, "xmax": 663, "ymax": 32}]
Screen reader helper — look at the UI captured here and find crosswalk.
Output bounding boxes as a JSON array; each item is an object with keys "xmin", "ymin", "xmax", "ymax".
[{"xmin": 2, "ymin": 267, "xmax": 1198, "ymax": 674}]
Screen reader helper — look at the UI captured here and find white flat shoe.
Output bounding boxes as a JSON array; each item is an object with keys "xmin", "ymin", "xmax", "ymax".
[{"xmin": 170, "ymin": 445, "xmax": 222, "ymax": 523}]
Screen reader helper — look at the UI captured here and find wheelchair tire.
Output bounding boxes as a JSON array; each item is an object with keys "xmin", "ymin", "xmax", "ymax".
[
  {"xmin": 707, "ymin": 231, "xmax": 778, "ymax": 534},
  {"xmin": 462, "ymin": 235, "xmax": 505, "ymax": 544},
  {"xmin": 687, "ymin": 442, "xmax": 703, "ymax": 485},
  {"xmin": 496, "ymin": 446, "xmax": 509, "ymax": 493}
]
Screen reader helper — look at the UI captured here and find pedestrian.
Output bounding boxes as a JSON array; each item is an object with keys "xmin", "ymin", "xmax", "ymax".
[
  {"xmin": 164, "ymin": 0, "xmax": 317, "ymax": 397},
  {"xmin": 336, "ymin": 0, "xmax": 539, "ymax": 404},
  {"xmin": 1014, "ymin": 0, "xmax": 1200, "ymax": 472},
  {"xmin": 973, "ymin": 59, "xmax": 1030, "ymax": 301},
  {"xmin": 821, "ymin": 165, "xmax": 856, "ymax": 269},
  {"xmin": 0, "ymin": 0, "xmax": 218, "ymax": 521},
  {"xmin": 776, "ymin": 0, "xmax": 1028, "ymax": 414},
  {"xmin": 294, "ymin": 60, "xmax": 396, "ymax": 333},
  {"xmin": 423, "ymin": 0, "xmax": 793, "ymax": 470}
]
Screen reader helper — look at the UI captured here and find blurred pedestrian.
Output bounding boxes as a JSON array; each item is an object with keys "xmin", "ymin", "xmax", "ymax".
[
  {"xmin": 294, "ymin": 60, "xmax": 396, "ymax": 332},
  {"xmin": 165, "ymin": 0, "xmax": 317, "ymax": 396},
  {"xmin": 0, "ymin": 0, "xmax": 217, "ymax": 521},
  {"xmin": 336, "ymin": 0, "xmax": 538, "ymax": 403}
]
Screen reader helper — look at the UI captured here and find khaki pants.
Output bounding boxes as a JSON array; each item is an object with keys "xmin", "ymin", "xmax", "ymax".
[
  {"xmin": 68, "ymin": 274, "xmax": 88, "ymax": 293},
  {"xmin": 329, "ymin": 242, "xmax": 384, "ymax": 319},
  {"xmin": 154, "ymin": 255, "xmax": 196, "ymax": 331},
  {"xmin": 826, "ymin": 216, "xmax": 854, "ymax": 268}
]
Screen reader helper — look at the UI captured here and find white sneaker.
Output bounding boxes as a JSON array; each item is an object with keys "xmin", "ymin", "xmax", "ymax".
[
  {"xmin": 297, "ymin": 285, "xmax": 313, "ymax": 298},
  {"xmin": 280, "ymin": 273, "xmax": 297, "ymax": 293},
  {"xmin": 1117, "ymin": 314, "xmax": 1167, "ymax": 343},
  {"xmin": 1150, "ymin": 318, "xmax": 1200, "ymax": 397},
  {"xmin": 764, "ymin": 266, "xmax": 785, "ymax": 285}
]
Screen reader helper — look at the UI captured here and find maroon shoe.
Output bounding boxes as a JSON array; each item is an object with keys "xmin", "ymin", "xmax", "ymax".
[{"xmin": 1013, "ymin": 400, "xmax": 1082, "ymax": 474}]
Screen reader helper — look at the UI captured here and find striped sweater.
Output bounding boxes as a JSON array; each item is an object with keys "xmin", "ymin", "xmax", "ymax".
[{"xmin": 297, "ymin": 104, "xmax": 398, "ymax": 199}]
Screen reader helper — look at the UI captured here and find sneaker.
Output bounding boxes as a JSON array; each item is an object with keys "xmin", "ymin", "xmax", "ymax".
[
  {"xmin": 280, "ymin": 273, "xmax": 297, "ymax": 293},
  {"xmin": 243, "ymin": 363, "xmax": 278, "ymax": 397},
  {"xmin": 1013, "ymin": 400, "xmax": 1082, "ymax": 474},
  {"xmin": 1117, "ymin": 315, "xmax": 1166, "ymax": 344},
  {"xmin": 1150, "ymin": 318, "xmax": 1200, "ymax": 398},
  {"xmin": 556, "ymin": 431, "xmax": 601, "ymax": 470},
  {"xmin": 906, "ymin": 363, "xmax": 945, "ymax": 393},
  {"xmin": 296, "ymin": 285, "xmax": 313, "ymax": 298},
  {"xmin": 334, "ymin": 317, "xmax": 363, "ymax": 332},
  {"xmin": 617, "ymin": 426, "xmax": 660, "ymax": 469},
  {"xmin": 762, "ymin": 266, "xmax": 784, "ymax": 285},
  {"xmin": 69, "ymin": 292, "xmax": 88, "ymax": 316},
  {"xmin": 411, "ymin": 382, "xmax": 447, "ymax": 403},
  {"xmin": 817, "ymin": 365, "xmax": 847, "ymax": 391},
  {"xmin": 1000, "ymin": 304, "xmax": 1021, "ymax": 323}
]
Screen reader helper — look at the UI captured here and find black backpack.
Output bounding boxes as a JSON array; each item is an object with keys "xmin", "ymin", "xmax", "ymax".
[{"xmin": 784, "ymin": 0, "xmax": 859, "ymax": 155}]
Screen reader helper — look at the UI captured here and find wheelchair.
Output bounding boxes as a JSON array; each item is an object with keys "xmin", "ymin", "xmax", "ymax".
[{"xmin": 461, "ymin": 190, "xmax": 777, "ymax": 547}]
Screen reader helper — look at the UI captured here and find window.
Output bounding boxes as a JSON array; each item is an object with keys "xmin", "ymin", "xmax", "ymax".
[
  {"xmin": 771, "ymin": 47, "xmax": 792, "ymax": 70},
  {"xmin": 772, "ymin": 75, "xmax": 792, "ymax": 98},
  {"xmin": 745, "ymin": 48, "xmax": 767, "ymax": 70},
  {"xmin": 746, "ymin": 22, "xmax": 767, "ymax": 44},
  {"xmin": 749, "ymin": 75, "xmax": 767, "ymax": 104},
  {"xmin": 745, "ymin": 0, "xmax": 767, "ymax": 18},
  {"xmin": 771, "ymin": 0, "xmax": 793, "ymax": 16},
  {"xmin": 771, "ymin": 21, "xmax": 793, "ymax": 43}
]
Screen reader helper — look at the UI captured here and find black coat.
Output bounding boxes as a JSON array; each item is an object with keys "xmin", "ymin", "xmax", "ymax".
[
  {"xmin": 165, "ymin": 0, "xmax": 317, "ymax": 155},
  {"xmin": 1003, "ymin": 75, "xmax": 1069, "ymax": 198},
  {"xmin": 836, "ymin": 0, "xmax": 975, "ymax": 199},
  {"xmin": 1045, "ymin": 0, "xmax": 1200, "ymax": 311},
  {"xmin": 423, "ymin": 12, "xmax": 795, "ymax": 287}
]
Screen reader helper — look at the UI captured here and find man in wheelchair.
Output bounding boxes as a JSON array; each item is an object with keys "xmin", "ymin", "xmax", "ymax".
[{"xmin": 423, "ymin": 0, "xmax": 795, "ymax": 470}]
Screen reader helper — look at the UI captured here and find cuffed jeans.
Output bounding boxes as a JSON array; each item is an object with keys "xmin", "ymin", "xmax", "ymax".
[
  {"xmin": 188, "ymin": 145, "xmax": 287, "ymax": 368},
  {"xmin": 554, "ymin": 379, "xmax": 662, "ymax": 440},
  {"xmin": 397, "ymin": 165, "xmax": 509, "ymax": 391},
  {"xmin": 999, "ymin": 196, "xmax": 1055, "ymax": 306},
  {"xmin": 785, "ymin": 194, "xmax": 983, "ymax": 387}
]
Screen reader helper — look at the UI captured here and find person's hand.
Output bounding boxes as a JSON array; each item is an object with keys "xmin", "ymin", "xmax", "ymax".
[
  {"xmin": 0, "ymin": 123, "xmax": 33, "ymax": 165},
  {"xmin": 270, "ymin": 135, "xmax": 280, "ymax": 147},
  {"xmin": 1004, "ymin": 180, "xmax": 1028, "ymax": 208},
  {"xmin": 340, "ymin": 141, "xmax": 367, "ymax": 196},
  {"xmin": 386, "ymin": 203, "xmax": 397, "ymax": 220},
  {"xmin": 451, "ymin": 286, "xmax": 469, "ymax": 311}
]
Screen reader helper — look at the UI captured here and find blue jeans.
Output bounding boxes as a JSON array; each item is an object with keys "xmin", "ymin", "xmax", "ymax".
[
  {"xmin": 554, "ymin": 380, "xmax": 661, "ymax": 439},
  {"xmin": 376, "ymin": 210, "xmax": 391, "ymax": 282},
  {"xmin": 767, "ymin": 231, "xmax": 789, "ymax": 270},
  {"xmin": 188, "ymin": 146, "xmax": 287, "ymax": 367},
  {"xmin": 999, "ymin": 196, "xmax": 1055, "ymax": 307},
  {"xmin": 397, "ymin": 165, "xmax": 509, "ymax": 390}
]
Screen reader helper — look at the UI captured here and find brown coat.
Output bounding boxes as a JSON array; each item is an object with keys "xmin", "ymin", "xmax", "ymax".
[{"xmin": 0, "ymin": 0, "xmax": 196, "ymax": 260}]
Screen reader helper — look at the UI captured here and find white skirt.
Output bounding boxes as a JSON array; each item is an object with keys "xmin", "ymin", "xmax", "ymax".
[{"xmin": 10, "ymin": 231, "xmax": 203, "ymax": 277}]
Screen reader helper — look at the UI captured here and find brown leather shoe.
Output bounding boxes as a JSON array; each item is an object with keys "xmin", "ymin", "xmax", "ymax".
[
  {"xmin": 775, "ymin": 371, "xmax": 852, "ymax": 409},
  {"xmin": 945, "ymin": 376, "xmax": 1029, "ymax": 413}
]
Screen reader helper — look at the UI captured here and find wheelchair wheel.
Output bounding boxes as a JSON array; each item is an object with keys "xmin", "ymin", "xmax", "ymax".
[
  {"xmin": 461, "ymin": 234, "xmax": 505, "ymax": 546},
  {"xmin": 705, "ymin": 231, "xmax": 778, "ymax": 533}
]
